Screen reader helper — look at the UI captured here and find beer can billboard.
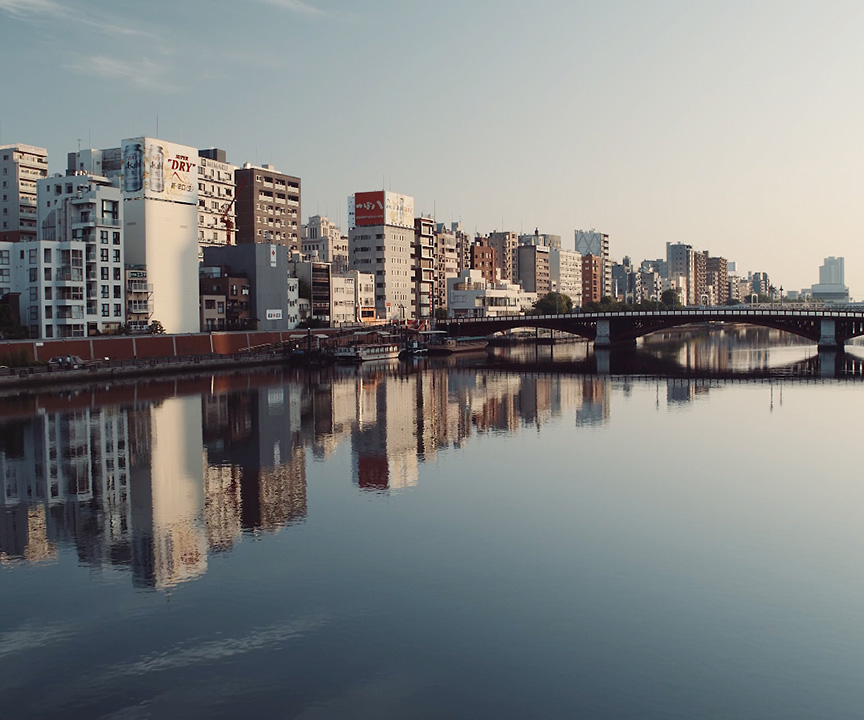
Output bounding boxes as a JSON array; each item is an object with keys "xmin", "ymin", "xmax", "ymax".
[
  {"xmin": 121, "ymin": 137, "xmax": 198, "ymax": 205},
  {"xmin": 352, "ymin": 190, "xmax": 414, "ymax": 229}
]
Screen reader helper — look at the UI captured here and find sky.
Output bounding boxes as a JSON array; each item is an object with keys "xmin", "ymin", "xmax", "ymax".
[{"xmin": 2, "ymin": 0, "xmax": 863, "ymax": 296}]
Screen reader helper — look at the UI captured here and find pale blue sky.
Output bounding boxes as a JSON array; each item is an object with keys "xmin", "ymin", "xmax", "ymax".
[{"xmin": 2, "ymin": 0, "xmax": 863, "ymax": 296}]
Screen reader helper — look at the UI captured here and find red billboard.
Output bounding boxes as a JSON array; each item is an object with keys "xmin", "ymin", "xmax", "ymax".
[{"xmin": 353, "ymin": 191, "xmax": 386, "ymax": 226}]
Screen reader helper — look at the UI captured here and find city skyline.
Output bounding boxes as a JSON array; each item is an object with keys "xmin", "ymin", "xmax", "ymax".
[{"xmin": 2, "ymin": 1, "xmax": 863, "ymax": 296}]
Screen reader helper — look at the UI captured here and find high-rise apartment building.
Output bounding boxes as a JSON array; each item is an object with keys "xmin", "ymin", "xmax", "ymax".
[
  {"xmin": 487, "ymin": 231, "xmax": 518, "ymax": 283},
  {"xmin": 433, "ymin": 225, "xmax": 458, "ymax": 311},
  {"xmin": 197, "ymin": 148, "xmax": 237, "ymax": 254},
  {"xmin": 235, "ymin": 163, "xmax": 301, "ymax": 251},
  {"xmin": 0, "ymin": 144, "xmax": 49, "ymax": 243},
  {"xmin": 582, "ymin": 255, "xmax": 603, "ymax": 305},
  {"xmin": 516, "ymin": 244, "xmax": 551, "ymax": 295},
  {"xmin": 348, "ymin": 191, "xmax": 415, "ymax": 319},
  {"xmin": 666, "ymin": 242, "xmax": 696, "ymax": 305},
  {"xmin": 705, "ymin": 256, "xmax": 729, "ymax": 304},
  {"xmin": 412, "ymin": 217, "xmax": 435, "ymax": 319},
  {"xmin": 575, "ymin": 230, "xmax": 610, "ymax": 299},
  {"xmin": 549, "ymin": 248, "xmax": 582, "ymax": 305}
]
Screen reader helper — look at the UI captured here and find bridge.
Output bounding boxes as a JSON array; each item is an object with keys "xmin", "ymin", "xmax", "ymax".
[{"xmin": 440, "ymin": 306, "xmax": 864, "ymax": 350}]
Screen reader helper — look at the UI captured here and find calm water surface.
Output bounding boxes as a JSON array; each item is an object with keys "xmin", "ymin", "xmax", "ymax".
[{"xmin": 2, "ymin": 329, "xmax": 864, "ymax": 719}]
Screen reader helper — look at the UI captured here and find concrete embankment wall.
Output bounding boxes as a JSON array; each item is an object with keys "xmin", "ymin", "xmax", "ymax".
[{"xmin": 0, "ymin": 330, "xmax": 315, "ymax": 364}]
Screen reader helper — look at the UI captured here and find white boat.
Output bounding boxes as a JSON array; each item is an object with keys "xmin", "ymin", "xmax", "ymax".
[{"xmin": 333, "ymin": 343, "xmax": 401, "ymax": 363}]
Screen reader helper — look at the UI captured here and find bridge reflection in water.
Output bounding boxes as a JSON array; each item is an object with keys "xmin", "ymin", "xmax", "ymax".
[{"xmin": 444, "ymin": 306, "xmax": 864, "ymax": 350}]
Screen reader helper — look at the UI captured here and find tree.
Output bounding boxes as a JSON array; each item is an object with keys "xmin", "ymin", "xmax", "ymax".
[
  {"xmin": 434, "ymin": 307, "xmax": 448, "ymax": 321},
  {"xmin": 149, "ymin": 320, "xmax": 165, "ymax": 335},
  {"xmin": 533, "ymin": 292, "xmax": 572, "ymax": 315},
  {"xmin": 660, "ymin": 289, "xmax": 680, "ymax": 309},
  {"xmin": 0, "ymin": 304, "xmax": 28, "ymax": 339}
]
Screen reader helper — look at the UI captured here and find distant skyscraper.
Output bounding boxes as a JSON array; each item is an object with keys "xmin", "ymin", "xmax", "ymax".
[{"xmin": 811, "ymin": 256, "xmax": 849, "ymax": 303}]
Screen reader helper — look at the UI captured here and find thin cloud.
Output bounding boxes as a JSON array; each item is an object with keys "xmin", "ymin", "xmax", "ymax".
[
  {"xmin": 253, "ymin": 0, "xmax": 327, "ymax": 17},
  {"xmin": 66, "ymin": 56, "xmax": 179, "ymax": 92},
  {"xmin": 0, "ymin": 0, "xmax": 66, "ymax": 18},
  {"xmin": 0, "ymin": 0, "xmax": 154, "ymax": 38}
]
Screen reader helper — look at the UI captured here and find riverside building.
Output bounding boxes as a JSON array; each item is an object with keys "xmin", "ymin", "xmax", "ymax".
[
  {"xmin": 348, "ymin": 191, "xmax": 415, "ymax": 320},
  {"xmin": 120, "ymin": 137, "xmax": 200, "ymax": 334},
  {"xmin": 0, "ymin": 143, "xmax": 49, "ymax": 244},
  {"xmin": 197, "ymin": 149, "xmax": 237, "ymax": 255},
  {"xmin": 235, "ymin": 163, "xmax": 301, "ymax": 251}
]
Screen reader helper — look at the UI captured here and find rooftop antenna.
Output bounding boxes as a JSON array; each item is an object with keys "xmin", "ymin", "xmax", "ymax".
[{"xmin": 77, "ymin": 138, "xmax": 81, "ymax": 152}]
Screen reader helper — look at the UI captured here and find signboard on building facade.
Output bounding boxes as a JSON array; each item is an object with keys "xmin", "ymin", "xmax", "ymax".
[
  {"xmin": 347, "ymin": 194, "xmax": 356, "ymax": 230},
  {"xmin": 266, "ymin": 309, "xmax": 282, "ymax": 320},
  {"xmin": 383, "ymin": 192, "xmax": 414, "ymax": 228},
  {"xmin": 352, "ymin": 191, "xmax": 415, "ymax": 229},
  {"xmin": 120, "ymin": 137, "xmax": 198, "ymax": 205},
  {"xmin": 270, "ymin": 245, "xmax": 277, "ymax": 267}
]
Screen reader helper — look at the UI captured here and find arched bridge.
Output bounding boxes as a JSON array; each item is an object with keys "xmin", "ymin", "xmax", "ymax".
[{"xmin": 440, "ymin": 306, "xmax": 864, "ymax": 350}]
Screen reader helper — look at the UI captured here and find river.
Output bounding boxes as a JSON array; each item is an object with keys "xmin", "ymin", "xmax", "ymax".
[{"xmin": 2, "ymin": 328, "xmax": 864, "ymax": 719}]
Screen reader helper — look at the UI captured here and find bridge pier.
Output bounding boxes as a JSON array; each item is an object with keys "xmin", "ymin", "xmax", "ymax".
[
  {"xmin": 593, "ymin": 319, "xmax": 636, "ymax": 349},
  {"xmin": 818, "ymin": 319, "xmax": 844, "ymax": 351}
]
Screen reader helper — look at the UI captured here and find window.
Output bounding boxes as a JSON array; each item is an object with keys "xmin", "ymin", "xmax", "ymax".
[
  {"xmin": 101, "ymin": 285, "xmax": 109, "ymax": 298},
  {"xmin": 44, "ymin": 287, "xmax": 52, "ymax": 300},
  {"xmin": 44, "ymin": 267, "xmax": 51, "ymax": 281},
  {"xmin": 114, "ymin": 303, "xmax": 121, "ymax": 317},
  {"xmin": 101, "ymin": 267, "xmax": 109, "ymax": 280},
  {"xmin": 28, "ymin": 249, "xmax": 37, "ymax": 264},
  {"xmin": 45, "ymin": 325, "xmax": 53, "ymax": 338},
  {"xmin": 113, "ymin": 249, "xmax": 120, "ymax": 263},
  {"xmin": 44, "ymin": 306, "xmax": 52, "ymax": 319},
  {"xmin": 113, "ymin": 232, "xmax": 120, "ymax": 245},
  {"xmin": 101, "ymin": 303, "xmax": 109, "ymax": 317},
  {"xmin": 100, "ymin": 230, "xmax": 108, "ymax": 244},
  {"xmin": 43, "ymin": 248, "xmax": 51, "ymax": 264},
  {"xmin": 113, "ymin": 267, "xmax": 121, "ymax": 281},
  {"xmin": 29, "ymin": 287, "xmax": 37, "ymax": 301},
  {"xmin": 100, "ymin": 248, "xmax": 108, "ymax": 262},
  {"xmin": 205, "ymin": 299, "xmax": 215, "ymax": 309},
  {"xmin": 29, "ymin": 268, "xmax": 37, "ymax": 282},
  {"xmin": 114, "ymin": 285, "xmax": 121, "ymax": 298},
  {"xmin": 0, "ymin": 250, "xmax": 8, "ymax": 265},
  {"xmin": 0, "ymin": 269, "xmax": 9, "ymax": 282},
  {"xmin": 217, "ymin": 302, "xmax": 224, "ymax": 313}
]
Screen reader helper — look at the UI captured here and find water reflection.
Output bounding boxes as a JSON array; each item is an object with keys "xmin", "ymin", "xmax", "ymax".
[{"xmin": 3, "ymin": 328, "xmax": 864, "ymax": 583}]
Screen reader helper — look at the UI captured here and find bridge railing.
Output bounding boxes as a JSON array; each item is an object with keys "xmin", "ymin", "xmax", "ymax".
[{"xmin": 443, "ymin": 306, "xmax": 864, "ymax": 324}]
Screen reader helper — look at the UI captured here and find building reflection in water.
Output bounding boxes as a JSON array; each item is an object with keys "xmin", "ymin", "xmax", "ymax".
[{"xmin": 4, "ymin": 330, "xmax": 844, "ymax": 580}]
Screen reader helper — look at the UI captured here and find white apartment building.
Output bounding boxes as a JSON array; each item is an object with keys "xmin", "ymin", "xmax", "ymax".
[
  {"xmin": 447, "ymin": 269, "xmax": 534, "ymax": 318},
  {"xmin": 302, "ymin": 215, "xmax": 349, "ymax": 272},
  {"xmin": 0, "ymin": 144, "xmax": 49, "ymax": 244},
  {"xmin": 2, "ymin": 173, "xmax": 126, "ymax": 339},
  {"xmin": 347, "ymin": 270, "xmax": 375, "ymax": 322},
  {"xmin": 331, "ymin": 274, "xmax": 357, "ymax": 325},
  {"xmin": 197, "ymin": 149, "xmax": 237, "ymax": 254},
  {"xmin": 549, "ymin": 248, "xmax": 582, "ymax": 305}
]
